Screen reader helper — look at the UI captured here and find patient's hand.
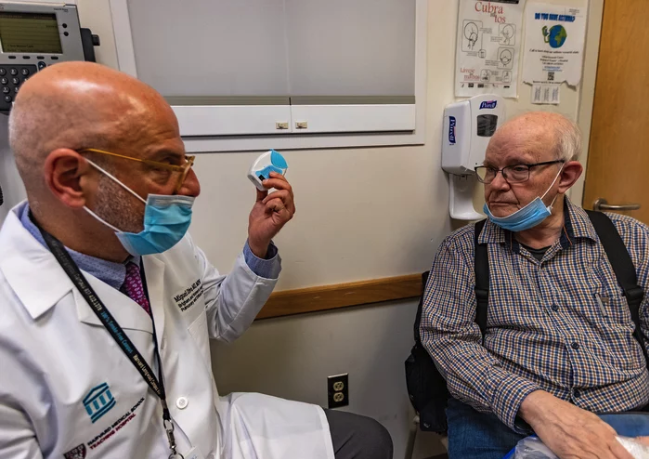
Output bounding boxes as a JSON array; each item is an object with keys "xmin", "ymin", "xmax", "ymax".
[{"xmin": 519, "ymin": 390, "xmax": 634, "ymax": 459}]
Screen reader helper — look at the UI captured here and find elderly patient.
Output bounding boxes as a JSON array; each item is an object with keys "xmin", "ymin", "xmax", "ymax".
[{"xmin": 421, "ymin": 112, "xmax": 649, "ymax": 459}]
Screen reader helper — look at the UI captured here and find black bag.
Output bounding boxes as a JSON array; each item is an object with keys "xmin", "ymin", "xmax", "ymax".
[
  {"xmin": 404, "ymin": 271, "xmax": 449, "ymax": 432},
  {"xmin": 405, "ymin": 212, "xmax": 649, "ymax": 434}
]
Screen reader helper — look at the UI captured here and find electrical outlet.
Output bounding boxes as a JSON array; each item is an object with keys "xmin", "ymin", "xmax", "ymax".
[{"xmin": 327, "ymin": 373, "xmax": 349, "ymax": 409}]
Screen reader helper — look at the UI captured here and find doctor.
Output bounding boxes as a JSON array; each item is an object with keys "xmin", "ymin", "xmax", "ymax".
[{"xmin": 0, "ymin": 62, "xmax": 392, "ymax": 459}]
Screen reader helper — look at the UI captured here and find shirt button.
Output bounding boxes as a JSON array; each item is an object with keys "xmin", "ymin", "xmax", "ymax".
[
  {"xmin": 571, "ymin": 342, "xmax": 580, "ymax": 350},
  {"xmin": 573, "ymin": 389, "xmax": 581, "ymax": 398},
  {"xmin": 176, "ymin": 396, "xmax": 189, "ymax": 410},
  {"xmin": 552, "ymin": 304, "xmax": 559, "ymax": 312}
]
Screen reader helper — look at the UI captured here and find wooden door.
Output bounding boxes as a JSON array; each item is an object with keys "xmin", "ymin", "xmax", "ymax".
[{"xmin": 582, "ymin": 0, "xmax": 649, "ymax": 223}]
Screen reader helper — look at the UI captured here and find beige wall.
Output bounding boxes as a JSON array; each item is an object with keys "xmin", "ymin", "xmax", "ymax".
[{"xmin": 75, "ymin": 1, "xmax": 602, "ymax": 457}]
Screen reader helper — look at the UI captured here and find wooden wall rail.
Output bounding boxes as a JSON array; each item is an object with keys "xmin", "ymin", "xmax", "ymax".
[{"xmin": 256, "ymin": 273, "xmax": 423, "ymax": 320}]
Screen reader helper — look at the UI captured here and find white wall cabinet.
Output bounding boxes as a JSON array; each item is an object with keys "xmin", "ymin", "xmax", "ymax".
[{"xmin": 109, "ymin": 0, "xmax": 428, "ymax": 151}]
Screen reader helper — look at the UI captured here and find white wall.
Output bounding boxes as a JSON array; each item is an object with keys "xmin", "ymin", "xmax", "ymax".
[
  {"xmin": 0, "ymin": 118, "xmax": 26, "ymax": 223},
  {"xmin": 72, "ymin": 1, "xmax": 602, "ymax": 457}
]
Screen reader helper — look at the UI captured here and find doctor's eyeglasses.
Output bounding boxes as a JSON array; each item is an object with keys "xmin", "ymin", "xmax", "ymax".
[
  {"xmin": 80, "ymin": 148, "xmax": 196, "ymax": 193},
  {"xmin": 474, "ymin": 160, "xmax": 564, "ymax": 185}
]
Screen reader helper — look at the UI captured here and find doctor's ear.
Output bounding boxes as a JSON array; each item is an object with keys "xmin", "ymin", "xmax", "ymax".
[
  {"xmin": 557, "ymin": 160, "xmax": 583, "ymax": 193},
  {"xmin": 44, "ymin": 149, "xmax": 98, "ymax": 209}
]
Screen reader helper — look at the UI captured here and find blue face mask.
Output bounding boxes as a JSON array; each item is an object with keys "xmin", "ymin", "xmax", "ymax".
[
  {"xmin": 483, "ymin": 166, "xmax": 563, "ymax": 232},
  {"xmin": 84, "ymin": 160, "xmax": 195, "ymax": 256}
]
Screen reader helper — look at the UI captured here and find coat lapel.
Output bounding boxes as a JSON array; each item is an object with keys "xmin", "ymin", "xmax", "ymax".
[
  {"xmin": 74, "ymin": 272, "xmax": 154, "ymax": 334},
  {"xmin": 142, "ymin": 255, "xmax": 167, "ymax": 347}
]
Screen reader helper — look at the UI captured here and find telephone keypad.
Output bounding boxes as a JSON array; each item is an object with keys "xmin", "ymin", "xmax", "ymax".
[{"xmin": 0, "ymin": 65, "xmax": 37, "ymax": 111}]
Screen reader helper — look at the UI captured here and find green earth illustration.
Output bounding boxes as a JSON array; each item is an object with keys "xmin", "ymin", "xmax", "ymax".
[{"xmin": 543, "ymin": 25, "xmax": 567, "ymax": 48}]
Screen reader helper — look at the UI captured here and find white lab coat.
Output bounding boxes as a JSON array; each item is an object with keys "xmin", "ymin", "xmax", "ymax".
[{"xmin": 0, "ymin": 203, "xmax": 334, "ymax": 459}]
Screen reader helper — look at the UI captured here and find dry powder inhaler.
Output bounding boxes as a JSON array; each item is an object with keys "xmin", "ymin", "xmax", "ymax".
[{"xmin": 248, "ymin": 150, "xmax": 288, "ymax": 191}]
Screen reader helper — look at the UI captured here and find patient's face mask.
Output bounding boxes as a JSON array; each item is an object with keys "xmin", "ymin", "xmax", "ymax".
[
  {"xmin": 84, "ymin": 159, "xmax": 195, "ymax": 256},
  {"xmin": 483, "ymin": 165, "xmax": 564, "ymax": 232}
]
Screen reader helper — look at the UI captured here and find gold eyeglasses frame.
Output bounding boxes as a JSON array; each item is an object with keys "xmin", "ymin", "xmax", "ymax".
[{"xmin": 80, "ymin": 148, "xmax": 196, "ymax": 192}]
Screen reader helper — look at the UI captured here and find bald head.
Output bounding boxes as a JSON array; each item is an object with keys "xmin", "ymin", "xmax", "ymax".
[
  {"xmin": 489, "ymin": 111, "xmax": 582, "ymax": 163},
  {"xmin": 7, "ymin": 62, "xmax": 198, "ymax": 262},
  {"xmin": 9, "ymin": 61, "xmax": 178, "ymax": 196}
]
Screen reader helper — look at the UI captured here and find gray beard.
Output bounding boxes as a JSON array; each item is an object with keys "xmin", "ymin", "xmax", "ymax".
[{"xmin": 94, "ymin": 173, "xmax": 145, "ymax": 234}]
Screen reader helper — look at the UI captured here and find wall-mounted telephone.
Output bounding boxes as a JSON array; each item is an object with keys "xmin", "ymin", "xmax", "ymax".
[
  {"xmin": 0, "ymin": 1, "xmax": 99, "ymax": 114},
  {"xmin": 0, "ymin": 1, "xmax": 99, "ymax": 209}
]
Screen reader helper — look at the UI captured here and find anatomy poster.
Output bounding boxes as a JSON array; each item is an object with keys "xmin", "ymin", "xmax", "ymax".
[
  {"xmin": 455, "ymin": 0, "xmax": 526, "ymax": 98},
  {"xmin": 522, "ymin": 3, "xmax": 587, "ymax": 87}
]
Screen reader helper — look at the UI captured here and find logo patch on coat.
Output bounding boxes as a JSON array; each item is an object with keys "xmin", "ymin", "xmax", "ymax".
[
  {"xmin": 83, "ymin": 383, "xmax": 116, "ymax": 423},
  {"xmin": 63, "ymin": 444, "xmax": 87, "ymax": 459},
  {"xmin": 173, "ymin": 279, "xmax": 204, "ymax": 312}
]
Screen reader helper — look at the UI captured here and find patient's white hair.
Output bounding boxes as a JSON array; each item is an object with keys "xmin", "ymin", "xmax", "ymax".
[{"xmin": 554, "ymin": 116, "xmax": 582, "ymax": 162}]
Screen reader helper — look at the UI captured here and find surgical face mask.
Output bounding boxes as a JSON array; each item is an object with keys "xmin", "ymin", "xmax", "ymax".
[
  {"xmin": 84, "ymin": 159, "xmax": 195, "ymax": 256},
  {"xmin": 483, "ymin": 165, "xmax": 564, "ymax": 232}
]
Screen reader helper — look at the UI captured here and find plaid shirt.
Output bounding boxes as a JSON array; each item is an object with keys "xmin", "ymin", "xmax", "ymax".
[{"xmin": 420, "ymin": 199, "xmax": 649, "ymax": 433}]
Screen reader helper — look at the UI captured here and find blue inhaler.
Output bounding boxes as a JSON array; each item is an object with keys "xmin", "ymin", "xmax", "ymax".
[{"xmin": 247, "ymin": 150, "xmax": 288, "ymax": 191}]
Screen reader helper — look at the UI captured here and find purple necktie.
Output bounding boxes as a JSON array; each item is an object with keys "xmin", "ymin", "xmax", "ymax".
[{"xmin": 121, "ymin": 262, "xmax": 151, "ymax": 316}]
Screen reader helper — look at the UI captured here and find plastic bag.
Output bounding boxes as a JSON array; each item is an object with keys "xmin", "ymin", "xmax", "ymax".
[
  {"xmin": 513, "ymin": 435, "xmax": 649, "ymax": 459},
  {"xmin": 618, "ymin": 437, "xmax": 649, "ymax": 458},
  {"xmin": 512, "ymin": 437, "xmax": 557, "ymax": 459}
]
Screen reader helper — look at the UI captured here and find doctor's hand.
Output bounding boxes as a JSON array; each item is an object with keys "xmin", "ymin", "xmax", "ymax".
[
  {"xmin": 519, "ymin": 391, "xmax": 634, "ymax": 459},
  {"xmin": 248, "ymin": 172, "xmax": 296, "ymax": 258}
]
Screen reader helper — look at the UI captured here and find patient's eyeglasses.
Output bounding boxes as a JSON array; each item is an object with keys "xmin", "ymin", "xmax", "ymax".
[
  {"xmin": 474, "ymin": 160, "xmax": 564, "ymax": 185},
  {"xmin": 80, "ymin": 148, "xmax": 196, "ymax": 193}
]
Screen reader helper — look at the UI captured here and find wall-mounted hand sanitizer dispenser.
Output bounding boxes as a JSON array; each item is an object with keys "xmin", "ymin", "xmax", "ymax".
[{"xmin": 441, "ymin": 94, "xmax": 505, "ymax": 220}]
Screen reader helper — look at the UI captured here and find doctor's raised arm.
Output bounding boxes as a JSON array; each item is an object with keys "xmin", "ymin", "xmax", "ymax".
[{"xmin": 197, "ymin": 166, "xmax": 296, "ymax": 343}]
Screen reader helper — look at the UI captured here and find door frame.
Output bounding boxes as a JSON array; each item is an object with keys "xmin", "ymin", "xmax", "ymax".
[{"xmin": 572, "ymin": 0, "xmax": 605, "ymax": 207}]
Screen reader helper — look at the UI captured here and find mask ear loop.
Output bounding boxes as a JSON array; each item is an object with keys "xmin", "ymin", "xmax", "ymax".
[
  {"xmin": 84, "ymin": 206, "xmax": 121, "ymax": 232},
  {"xmin": 541, "ymin": 163, "xmax": 566, "ymax": 210},
  {"xmin": 85, "ymin": 158, "xmax": 147, "ymax": 205}
]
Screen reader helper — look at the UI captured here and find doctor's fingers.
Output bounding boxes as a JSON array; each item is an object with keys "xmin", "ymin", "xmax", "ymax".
[
  {"xmin": 268, "ymin": 171, "xmax": 289, "ymax": 182},
  {"xmin": 263, "ymin": 190, "xmax": 295, "ymax": 214},
  {"xmin": 265, "ymin": 197, "xmax": 294, "ymax": 220},
  {"xmin": 255, "ymin": 188, "xmax": 269, "ymax": 202},
  {"xmin": 262, "ymin": 175, "xmax": 293, "ymax": 194}
]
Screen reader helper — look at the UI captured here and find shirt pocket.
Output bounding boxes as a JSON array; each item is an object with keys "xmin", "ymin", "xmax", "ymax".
[
  {"xmin": 594, "ymin": 285, "xmax": 633, "ymax": 327},
  {"xmin": 593, "ymin": 283, "xmax": 644, "ymax": 370}
]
